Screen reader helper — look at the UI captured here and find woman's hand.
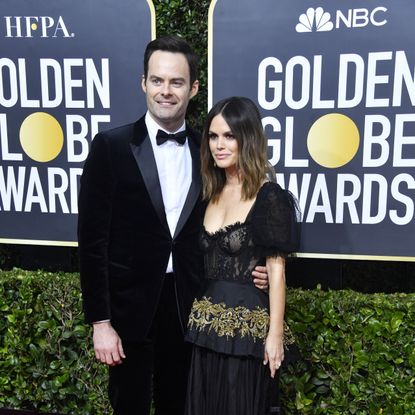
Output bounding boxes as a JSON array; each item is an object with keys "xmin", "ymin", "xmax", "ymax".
[
  {"xmin": 265, "ymin": 255, "xmax": 285, "ymax": 377},
  {"xmin": 263, "ymin": 332, "xmax": 284, "ymax": 378}
]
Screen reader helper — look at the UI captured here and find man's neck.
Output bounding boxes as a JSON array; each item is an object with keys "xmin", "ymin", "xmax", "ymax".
[{"xmin": 147, "ymin": 113, "xmax": 186, "ymax": 133}]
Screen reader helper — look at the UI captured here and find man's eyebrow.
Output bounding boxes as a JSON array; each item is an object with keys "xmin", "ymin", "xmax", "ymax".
[{"xmin": 148, "ymin": 75, "xmax": 185, "ymax": 82}]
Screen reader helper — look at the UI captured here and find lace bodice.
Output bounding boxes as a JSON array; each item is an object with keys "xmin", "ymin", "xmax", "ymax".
[
  {"xmin": 200, "ymin": 221, "xmax": 259, "ymax": 283},
  {"xmin": 199, "ymin": 182, "xmax": 300, "ymax": 283}
]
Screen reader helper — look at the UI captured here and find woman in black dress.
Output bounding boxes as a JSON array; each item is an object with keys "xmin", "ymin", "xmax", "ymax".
[{"xmin": 185, "ymin": 96, "xmax": 300, "ymax": 415}]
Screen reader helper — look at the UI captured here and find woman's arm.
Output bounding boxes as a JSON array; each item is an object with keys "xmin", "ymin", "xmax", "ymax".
[{"xmin": 263, "ymin": 255, "xmax": 286, "ymax": 378}]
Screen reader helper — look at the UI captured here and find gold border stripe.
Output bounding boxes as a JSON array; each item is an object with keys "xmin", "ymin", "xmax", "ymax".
[
  {"xmin": 208, "ymin": 0, "xmax": 218, "ymax": 110},
  {"xmin": 0, "ymin": 238, "xmax": 414, "ymax": 261},
  {"xmin": 296, "ymin": 253, "xmax": 415, "ymax": 262},
  {"xmin": 0, "ymin": 238, "xmax": 77, "ymax": 247},
  {"xmin": 147, "ymin": 0, "xmax": 156, "ymax": 39}
]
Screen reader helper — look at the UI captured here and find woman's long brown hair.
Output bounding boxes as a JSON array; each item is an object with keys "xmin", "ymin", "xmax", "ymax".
[{"xmin": 200, "ymin": 96, "xmax": 269, "ymax": 202}]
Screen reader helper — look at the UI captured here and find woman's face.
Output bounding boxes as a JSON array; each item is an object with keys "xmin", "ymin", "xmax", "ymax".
[{"xmin": 208, "ymin": 114, "xmax": 239, "ymax": 172}]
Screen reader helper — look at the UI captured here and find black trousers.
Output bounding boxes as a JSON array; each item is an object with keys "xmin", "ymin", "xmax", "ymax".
[{"xmin": 108, "ymin": 276, "xmax": 191, "ymax": 415}]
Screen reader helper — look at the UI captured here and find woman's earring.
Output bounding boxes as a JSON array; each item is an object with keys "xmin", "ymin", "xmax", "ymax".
[{"xmin": 212, "ymin": 155, "xmax": 217, "ymax": 167}]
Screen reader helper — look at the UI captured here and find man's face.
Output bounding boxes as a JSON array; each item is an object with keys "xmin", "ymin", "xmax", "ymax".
[{"xmin": 142, "ymin": 50, "xmax": 199, "ymax": 132}]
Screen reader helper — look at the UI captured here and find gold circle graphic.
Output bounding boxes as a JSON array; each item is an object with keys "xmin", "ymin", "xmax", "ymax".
[
  {"xmin": 307, "ymin": 113, "xmax": 360, "ymax": 168},
  {"xmin": 19, "ymin": 112, "xmax": 64, "ymax": 162},
  {"xmin": 31, "ymin": 23, "xmax": 38, "ymax": 30}
]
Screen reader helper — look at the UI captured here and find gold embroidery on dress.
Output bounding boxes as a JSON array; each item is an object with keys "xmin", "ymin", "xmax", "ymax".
[{"xmin": 188, "ymin": 296, "xmax": 295, "ymax": 346}]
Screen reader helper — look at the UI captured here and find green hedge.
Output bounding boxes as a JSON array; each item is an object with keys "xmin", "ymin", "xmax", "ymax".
[
  {"xmin": 1, "ymin": 269, "xmax": 414, "ymax": 414},
  {"xmin": 283, "ymin": 287, "xmax": 415, "ymax": 414},
  {"xmin": 0, "ymin": 269, "xmax": 107, "ymax": 414},
  {"xmin": 154, "ymin": 0, "xmax": 209, "ymax": 131}
]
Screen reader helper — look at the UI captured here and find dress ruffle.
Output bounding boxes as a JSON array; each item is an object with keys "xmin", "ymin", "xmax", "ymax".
[
  {"xmin": 185, "ymin": 280, "xmax": 295, "ymax": 360},
  {"xmin": 185, "ymin": 345, "xmax": 274, "ymax": 415},
  {"xmin": 185, "ymin": 280, "xmax": 268, "ymax": 359}
]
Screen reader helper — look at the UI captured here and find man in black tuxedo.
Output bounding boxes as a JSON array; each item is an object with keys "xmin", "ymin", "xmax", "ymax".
[{"xmin": 78, "ymin": 36, "xmax": 267, "ymax": 415}]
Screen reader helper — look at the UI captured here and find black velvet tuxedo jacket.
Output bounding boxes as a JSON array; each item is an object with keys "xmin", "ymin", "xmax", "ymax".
[{"xmin": 78, "ymin": 116, "xmax": 205, "ymax": 343}]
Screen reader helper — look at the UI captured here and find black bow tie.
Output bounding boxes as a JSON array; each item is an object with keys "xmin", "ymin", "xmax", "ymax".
[{"xmin": 156, "ymin": 129, "xmax": 187, "ymax": 146}]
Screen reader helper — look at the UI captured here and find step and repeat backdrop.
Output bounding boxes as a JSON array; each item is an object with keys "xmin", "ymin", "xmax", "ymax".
[
  {"xmin": 1, "ymin": 0, "xmax": 414, "ymax": 260},
  {"xmin": 209, "ymin": 0, "xmax": 415, "ymax": 260},
  {"xmin": 0, "ymin": 0, "xmax": 153, "ymax": 245}
]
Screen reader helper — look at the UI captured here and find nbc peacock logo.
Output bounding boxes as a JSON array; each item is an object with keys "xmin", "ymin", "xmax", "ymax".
[
  {"xmin": 296, "ymin": 7, "xmax": 334, "ymax": 33},
  {"xmin": 295, "ymin": 6, "xmax": 388, "ymax": 33}
]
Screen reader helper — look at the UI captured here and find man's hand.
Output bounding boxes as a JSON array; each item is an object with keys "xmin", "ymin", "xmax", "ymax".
[
  {"xmin": 93, "ymin": 321, "xmax": 125, "ymax": 366},
  {"xmin": 252, "ymin": 265, "xmax": 269, "ymax": 290}
]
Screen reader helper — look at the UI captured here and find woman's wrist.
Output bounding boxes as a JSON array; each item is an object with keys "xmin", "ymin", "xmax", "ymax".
[{"xmin": 267, "ymin": 328, "xmax": 284, "ymax": 338}]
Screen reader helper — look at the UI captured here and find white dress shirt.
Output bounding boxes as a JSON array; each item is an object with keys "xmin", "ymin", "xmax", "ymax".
[{"xmin": 145, "ymin": 112, "xmax": 192, "ymax": 273}]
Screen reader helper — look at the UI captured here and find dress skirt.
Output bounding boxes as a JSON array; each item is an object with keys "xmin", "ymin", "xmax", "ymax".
[{"xmin": 185, "ymin": 345, "xmax": 276, "ymax": 415}]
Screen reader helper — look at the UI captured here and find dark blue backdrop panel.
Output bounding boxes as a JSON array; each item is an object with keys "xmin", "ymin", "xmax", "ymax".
[
  {"xmin": 0, "ymin": 0, "xmax": 153, "ymax": 244},
  {"xmin": 211, "ymin": 0, "xmax": 415, "ymax": 259}
]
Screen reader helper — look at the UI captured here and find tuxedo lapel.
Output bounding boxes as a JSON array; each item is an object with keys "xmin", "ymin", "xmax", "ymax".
[
  {"xmin": 130, "ymin": 118, "xmax": 169, "ymax": 233},
  {"xmin": 173, "ymin": 130, "xmax": 201, "ymax": 239}
]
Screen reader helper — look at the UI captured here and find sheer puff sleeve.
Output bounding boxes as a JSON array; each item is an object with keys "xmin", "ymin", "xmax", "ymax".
[{"xmin": 252, "ymin": 182, "xmax": 301, "ymax": 258}]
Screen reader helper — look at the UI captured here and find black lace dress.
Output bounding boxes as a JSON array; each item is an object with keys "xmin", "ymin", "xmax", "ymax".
[{"xmin": 184, "ymin": 182, "xmax": 300, "ymax": 415}]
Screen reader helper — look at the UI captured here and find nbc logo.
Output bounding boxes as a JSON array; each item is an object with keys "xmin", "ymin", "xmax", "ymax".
[
  {"xmin": 295, "ymin": 6, "xmax": 388, "ymax": 33},
  {"xmin": 296, "ymin": 7, "xmax": 333, "ymax": 33}
]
